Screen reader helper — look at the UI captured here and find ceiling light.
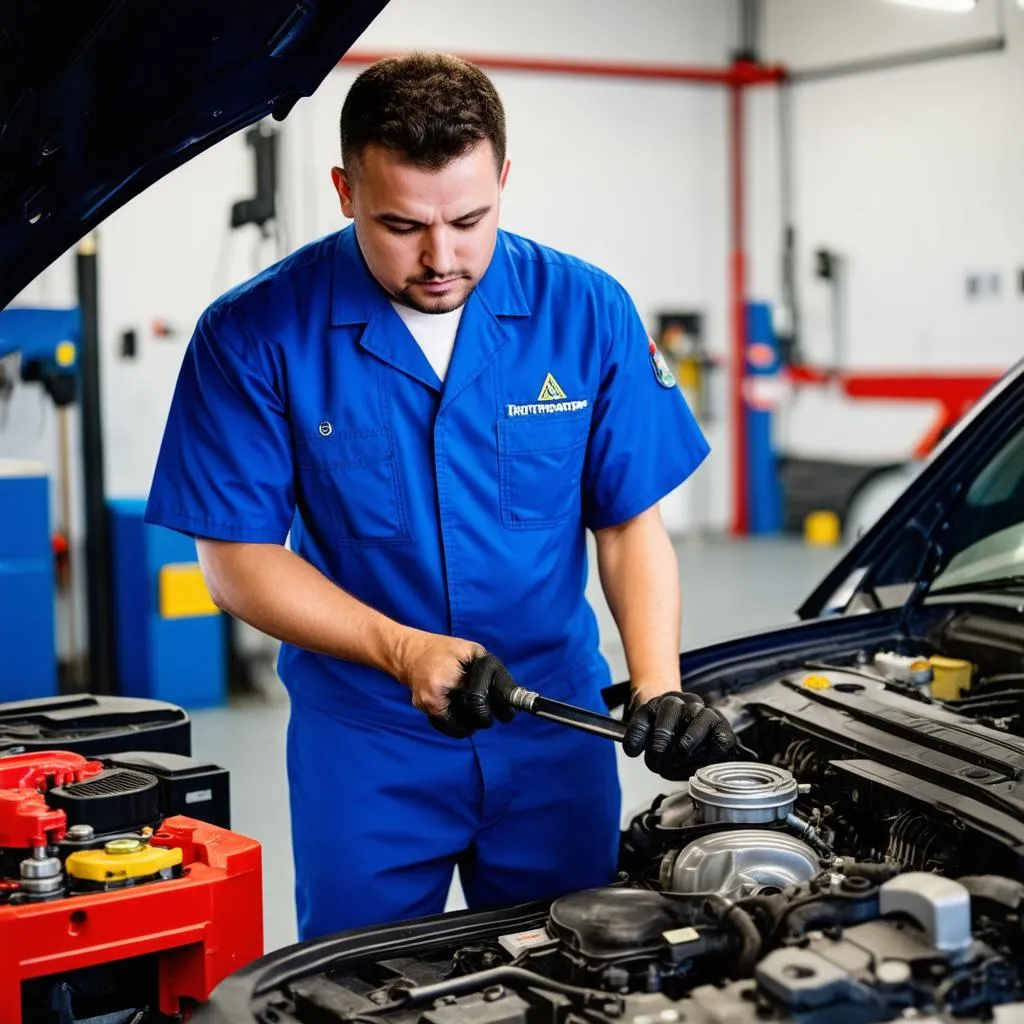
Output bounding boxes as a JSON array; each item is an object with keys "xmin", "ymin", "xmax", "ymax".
[{"xmin": 883, "ymin": 0, "xmax": 976, "ymax": 11}]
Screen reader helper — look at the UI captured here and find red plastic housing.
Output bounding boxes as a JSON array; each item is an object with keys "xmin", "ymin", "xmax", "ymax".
[
  {"xmin": 0, "ymin": 814, "xmax": 263, "ymax": 1018},
  {"xmin": 0, "ymin": 754, "xmax": 262, "ymax": 1018},
  {"xmin": 0, "ymin": 752, "xmax": 105, "ymax": 847}
]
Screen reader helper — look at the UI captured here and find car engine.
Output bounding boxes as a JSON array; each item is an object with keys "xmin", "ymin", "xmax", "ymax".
[
  {"xmin": 243, "ymin": 772, "xmax": 1024, "ymax": 1024},
  {"xmin": 217, "ymin": 627, "xmax": 1024, "ymax": 1024}
]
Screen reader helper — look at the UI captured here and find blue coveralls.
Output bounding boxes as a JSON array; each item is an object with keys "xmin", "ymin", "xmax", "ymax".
[{"xmin": 145, "ymin": 226, "xmax": 709, "ymax": 940}]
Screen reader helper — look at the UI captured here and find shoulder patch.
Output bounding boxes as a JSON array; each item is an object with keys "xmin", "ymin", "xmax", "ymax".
[{"xmin": 648, "ymin": 338, "xmax": 677, "ymax": 389}]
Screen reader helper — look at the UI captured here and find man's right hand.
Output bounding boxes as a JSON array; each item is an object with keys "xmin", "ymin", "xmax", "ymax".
[{"xmin": 394, "ymin": 632, "xmax": 518, "ymax": 738}]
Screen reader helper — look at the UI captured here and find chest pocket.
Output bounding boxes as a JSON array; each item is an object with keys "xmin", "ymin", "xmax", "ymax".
[
  {"xmin": 296, "ymin": 427, "xmax": 409, "ymax": 545},
  {"xmin": 497, "ymin": 409, "xmax": 591, "ymax": 529}
]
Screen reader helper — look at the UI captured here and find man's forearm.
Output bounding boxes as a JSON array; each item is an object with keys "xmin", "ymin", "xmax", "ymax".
[
  {"xmin": 196, "ymin": 539, "xmax": 412, "ymax": 678},
  {"xmin": 594, "ymin": 506, "xmax": 682, "ymax": 700}
]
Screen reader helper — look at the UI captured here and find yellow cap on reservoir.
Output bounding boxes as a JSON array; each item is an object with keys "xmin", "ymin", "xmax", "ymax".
[
  {"xmin": 803, "ymin": 674, "xmax": 833, "ymax": 690},
  {"xmin": 66, "ymin": 844, "xmax": 182, "ymax": 883}
]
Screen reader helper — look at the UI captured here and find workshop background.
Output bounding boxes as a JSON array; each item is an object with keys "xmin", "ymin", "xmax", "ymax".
[{"xmin": 2, "ymin": 0, "xmax": 1023, "ymax": 951}]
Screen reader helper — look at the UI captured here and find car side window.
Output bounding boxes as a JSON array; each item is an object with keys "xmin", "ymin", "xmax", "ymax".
[{"xmin": 930, "ymin": 428, "xmax": 1024, "ymax": 590}]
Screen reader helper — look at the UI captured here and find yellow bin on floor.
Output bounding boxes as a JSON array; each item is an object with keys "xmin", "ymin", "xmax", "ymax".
[{"xmin": 804, "ymin": 510, "xmax": 840, "ymax": 547}]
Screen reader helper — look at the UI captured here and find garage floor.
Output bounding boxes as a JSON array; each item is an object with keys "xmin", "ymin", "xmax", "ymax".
[{"xmin": 190, "ymin": 536, "xmax": 840, "ymax": 952}]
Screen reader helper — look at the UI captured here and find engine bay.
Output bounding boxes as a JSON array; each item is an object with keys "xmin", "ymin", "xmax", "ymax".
[{"xmin": 224, "ymin": 614, "xmax": 1024, "ymax": 1024}]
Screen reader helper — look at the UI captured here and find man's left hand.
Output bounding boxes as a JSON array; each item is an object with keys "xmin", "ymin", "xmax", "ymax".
[{"xmin": 623, "ymin": 690, "xmax": 736, "ymax": 780}]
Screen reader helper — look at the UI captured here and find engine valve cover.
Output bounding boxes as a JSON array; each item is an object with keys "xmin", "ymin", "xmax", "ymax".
[{"xmin": 660, "ymin": 829, "xmax": 821, "ymax": 899}]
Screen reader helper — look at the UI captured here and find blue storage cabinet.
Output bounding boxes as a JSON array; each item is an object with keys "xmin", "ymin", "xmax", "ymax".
[
  {"xmin": 109, "ymin": 499, "xmax": 226, "ymax": 709},
  {"xmin": 0, "ymin": 461, "xmax": 57, "ymax": 700}
]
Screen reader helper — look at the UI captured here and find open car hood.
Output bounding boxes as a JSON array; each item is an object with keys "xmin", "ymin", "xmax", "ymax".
[
  {"xmin": 799, "ymin": 357, "xmax": 1024, "ymax": 620},
  {"xmin": 0, "ymin": 0, "xmax": 390, "ymax": 309}
]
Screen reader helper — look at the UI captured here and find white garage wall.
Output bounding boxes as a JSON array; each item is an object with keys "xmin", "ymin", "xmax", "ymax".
[
  {"xmin": 751, "ymin": 0, "xmax": 1024, "ymax": 462},
  {"xmin": 2, "ymin": 0, "xmax": 741, "ymax": 537}
]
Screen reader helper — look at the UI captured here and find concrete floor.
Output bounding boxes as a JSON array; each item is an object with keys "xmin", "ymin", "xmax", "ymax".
[{"xmin": 190, "ymin": 536, "xmax": 840, "ymax": 953}]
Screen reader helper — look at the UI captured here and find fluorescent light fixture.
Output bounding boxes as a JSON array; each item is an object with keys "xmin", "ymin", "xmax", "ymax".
[{"xmin": 883, "ymin": 0, "xmax": 976, "ymax": 10}]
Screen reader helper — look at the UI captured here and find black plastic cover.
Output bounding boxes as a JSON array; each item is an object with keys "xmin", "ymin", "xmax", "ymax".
[
  {"xmin": 0, "ymin": 694, "xmax": 190, "ymax": 756},
  {"xmin": 104, "ymin": 751, "xmax": 230, "ymax": 829},
  {"xmin": 47, "ymin": 767, "xmax": 160, "ymax": 834},
  {"xmin": 547, "ymin": 889, "xmax": 697, "ymax": 962}
]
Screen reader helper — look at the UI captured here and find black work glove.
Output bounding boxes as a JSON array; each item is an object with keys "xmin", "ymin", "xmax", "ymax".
[
  {"xmin": 623, "ymin": 691, "xmax": 736, "ymax": 780},
  {"xmin": 429, "ymin": 653, "xmax": 519, "ymax": 739}
]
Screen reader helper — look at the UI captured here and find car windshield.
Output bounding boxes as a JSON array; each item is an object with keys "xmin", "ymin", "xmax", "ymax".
[{"xmin": 927, "ymin": 419, "xmax": 1024, "ymax": 596}]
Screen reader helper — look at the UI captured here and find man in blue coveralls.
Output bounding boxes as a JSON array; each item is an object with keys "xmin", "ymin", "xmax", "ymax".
[{"xmin": 146, "ymin": 53, "xmax": 736, "ymax": 941}]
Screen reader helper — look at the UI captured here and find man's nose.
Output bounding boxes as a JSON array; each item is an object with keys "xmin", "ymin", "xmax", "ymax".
[{"xmin": 422, "ymin": 227, "xmax": 455, "ymax": 275}]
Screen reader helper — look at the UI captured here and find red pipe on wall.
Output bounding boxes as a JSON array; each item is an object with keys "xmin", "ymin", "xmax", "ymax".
[
  {"xmin": 728, "ymin": 82, "xmax": 748, "ymax": 538},
  {"xmin": 339, "ymin": 50, "xmax": 785, "ymax": 535},
  {"xmin": 341, "ymin": 50, "xmax": 784, "ymax": 87}
]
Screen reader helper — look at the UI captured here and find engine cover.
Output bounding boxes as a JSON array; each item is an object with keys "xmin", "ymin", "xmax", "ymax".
[{"xmin": 548, "ymin": 888, "xmax": 699, "ymax": 961}]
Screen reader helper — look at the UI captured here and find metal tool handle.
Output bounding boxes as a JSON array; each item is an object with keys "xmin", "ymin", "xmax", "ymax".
[{"xmin": 506, "ymin": 686, "xmax": 629, "ymax": 742}]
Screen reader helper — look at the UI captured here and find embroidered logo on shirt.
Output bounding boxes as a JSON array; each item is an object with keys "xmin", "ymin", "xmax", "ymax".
[
  {"xmin": 507, "ymin": 373, "xmax": 588, "ymax": 418},
  {"xmin": 537, "ymin": 373, "xmax": 567, "ymax": 402},
  {"xmin": 318, "ymin": 421, "xmax": 334, "ymax": 437}
]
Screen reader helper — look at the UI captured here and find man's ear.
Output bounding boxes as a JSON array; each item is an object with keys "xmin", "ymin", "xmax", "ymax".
[
  {"xmin": 331, "ymin": 166, "xmax": 355, "ymax": 219},
  {"xmin": 499, "ymin": 157, "xmax": 511, "ymax": 192}
]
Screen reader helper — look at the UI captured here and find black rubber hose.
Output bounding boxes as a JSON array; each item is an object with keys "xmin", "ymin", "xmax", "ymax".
[
  {"xmin": 722, "ymin": 903, "xmax": 761, "ymax": 978},
  {"xmin": 837, "ymin": 861, "xmax": 902, "ymax": 884},
  {"xmin": 735, "ymin": 892, "xmax": 789, "ymax": 933},
  {"xmin": 693, "ymin": 894, "xmax": 762, "ymax": 978},
  {"xmin": 397, "ymin": 966, "xmax": 618, "ymax": 1012},
  {"xmin": 660, "ymin": 891, "xmax": 764, "ymax": 977}
]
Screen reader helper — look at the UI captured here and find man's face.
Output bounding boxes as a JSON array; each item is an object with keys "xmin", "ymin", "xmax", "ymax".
[{"xmin": 332, "ymin": 141, "xmax": 510, "ymax": 314}]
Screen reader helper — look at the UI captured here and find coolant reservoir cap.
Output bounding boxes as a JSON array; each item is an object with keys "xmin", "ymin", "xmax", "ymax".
[
  {"xmin": 66, "ymin": 843, "xmax": 182, "ymax": 883},
  {"xmin": 802, "ymin": 674, "xmax": 832, "ymax": 690},
  {"xmin": 105, "ymin": 838, "xmax": 144, "ymax": 855}
]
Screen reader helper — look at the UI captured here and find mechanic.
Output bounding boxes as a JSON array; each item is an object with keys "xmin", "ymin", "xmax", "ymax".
[{"xmin": 145, "ymin": 53, "xmax": 736, "ymax": 940}]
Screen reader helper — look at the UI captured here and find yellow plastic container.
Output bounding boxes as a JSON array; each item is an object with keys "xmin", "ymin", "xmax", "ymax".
[
  {"xmin": 804, "ymin": 510, "xmax": 841, "ymax": 547},
  {"xmin": 928, "ymin": 656, "xmax": 972, "ymax": 701},
  {"xmin": 159, "ymin": 562, "xmax": 218, "ymax": 619}
]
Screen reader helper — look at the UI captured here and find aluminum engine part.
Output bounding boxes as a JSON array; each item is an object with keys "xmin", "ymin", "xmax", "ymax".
[
  {"xmin": 20, "ymin": 848, "xmax": 63, "ymax": 898},
  {"xmin": 879, "ymin": 872, "xmax": 972, "ymax": 956},
  {"xmin": 660, "ymin": 829, "xmax": 821, "ymax": 899},
  {"xmin": 755, "ymin": 948, "xmax": 853, "ymax": 1010},
  {"xmin": 688, "ymin": 762, "xmax": 798, "ymax": 825}
]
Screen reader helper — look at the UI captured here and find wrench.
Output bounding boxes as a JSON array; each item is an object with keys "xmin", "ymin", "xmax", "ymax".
[{"xmin": 504, "ymin": 685, "xmax": 628, "ymax": 742}]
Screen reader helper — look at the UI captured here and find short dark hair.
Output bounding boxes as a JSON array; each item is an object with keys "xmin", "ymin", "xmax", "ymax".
[{"xmin": 340, "ymin": 53, "xmax": 506, "ymax": 176}]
